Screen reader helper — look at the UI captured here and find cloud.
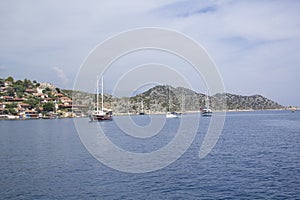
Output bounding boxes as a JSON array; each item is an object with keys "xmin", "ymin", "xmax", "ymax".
[
  {"xmin": 155, "ymin": 0, "xmax": 220, "ymax": 18},
  {"xmin": 0, "ymin": 65, "xmax": 6, "ymax": 72},
  {"xmin": 0, "ymin": 0, "xmax": 299, "ymax": 105},
  {"xmin": 52, "ymin": 67, "xmax": 69, "ymax": 86}
]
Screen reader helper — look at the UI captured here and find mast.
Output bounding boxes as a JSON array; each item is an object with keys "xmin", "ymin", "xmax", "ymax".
[
  {"xmin": 101, "ymin": 76, "xmax": 104, "ymax": 111},
  {"xmin": 205, "ymin": 94, "xmax": 210, "ymax": 109},
  {"xmin": 168, "ymin": 85, "xmax": 172, "ymax": 112},
  {"xmin": 181, "ymin": 94, "xmax": 185, "ymax": 113},
  {"xmin": 168, "ymin": 86, "xmax": 170, "ymax": 112},
  {"xmin": 96, "ymin": 76, "xmax": 99, "ymax": 112}
]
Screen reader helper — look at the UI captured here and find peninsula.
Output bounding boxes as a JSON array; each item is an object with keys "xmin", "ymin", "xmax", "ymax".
[{"xmin": 0, "ymin": 76, "xmax": 291, "ymax": 120}]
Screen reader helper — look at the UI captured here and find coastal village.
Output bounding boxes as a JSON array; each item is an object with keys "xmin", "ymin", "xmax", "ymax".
[
  {"xmin": 0, "ymin": 76, "xmax": 83, "ymax": 119},
  {"xmin": 0, "ymin": 76, "xmax": 296, "ymax": 120}
]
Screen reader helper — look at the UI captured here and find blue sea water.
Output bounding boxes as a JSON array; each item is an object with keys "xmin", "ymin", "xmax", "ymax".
[{"xmin": 0, "ymin": 110, "xmax": 299, "ymax": 199}]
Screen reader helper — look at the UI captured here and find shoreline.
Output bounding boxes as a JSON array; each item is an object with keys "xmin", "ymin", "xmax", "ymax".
[
  {"xmin": 0, "ymin": 108, "xmax": 297, "ymax": 121},
  {"xmin": 114, "ymin": 108, "xmax": 292, "ymax": 115}
]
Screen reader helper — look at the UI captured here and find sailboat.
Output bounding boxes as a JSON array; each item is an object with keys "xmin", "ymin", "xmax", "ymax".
[
  {"xmin": 90, "ymin": 76, "xmax": 112, "ymax": 121},
  {"xmin": 178, "ymin": 94, "xmax": 185, "ymax": 115},
  {"xmin": 139, "ymin": 100, "xmax": 145, "ymax": 115},
  {"xmin": 166, "ymin": 86, "xmax": 178, "ymax": 118},
  {"xmin": 201, "ymin": 94, "xmax": 212, "ymax": 117}
]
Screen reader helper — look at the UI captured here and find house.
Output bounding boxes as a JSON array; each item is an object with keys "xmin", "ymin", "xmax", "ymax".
[
  {"xmin": 8, "ymin": 98, "xmax": 24, "ymax": 102},
  {"xmin": 19, "ymin": 103, "xmax": 30, "ymax": 109},
  {"xmin": 33, "ymin": 93, "xmax": 46, "ymax": 99},
  {"xmin": 24, "ymin": 110, "xmax": 39, "ymax": 119},
  {"xmin": 4, "ymin": 81, "xmax": 12, "ymax": 87},
  {"xmin": 25, "ymin": 88, "xmax": 36, "ymax": 94},
  {"xmin": 17, "ymin": 107, "xmax": 26, "ymax": 112},
  {"xmin": 58, "ymin": 104, "xmax": 72, "ymax": 109},
  {"xmin": 37, "ymin": 82, "xmax": 55, "ymax": 93},
  {"xmin": 42, "ymin": 98, "xmax": 53, "ymax": 103},
  {"xmin": 55, "ymin": 93, "xmax": 64, "ymax": 98},
  {"xmin": 0, "ymin": 86, "xmax": 6, "ymax": 92},
  {"xmin": 59, "ymin": 96, "xmax": 73, "ymax": 106}
]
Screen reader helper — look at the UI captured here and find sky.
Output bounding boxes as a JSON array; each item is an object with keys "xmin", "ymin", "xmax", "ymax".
[{"xmin": 0, "ymin": 0, "xmax": 299, "ymax": 106}]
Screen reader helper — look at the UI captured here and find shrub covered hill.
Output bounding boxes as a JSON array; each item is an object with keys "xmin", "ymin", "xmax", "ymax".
[
  {"xmin": 72, "ymin": 85, "xmax": 284, "ymax": 114},
  {"xmin": 107, "ymin": 85, "xmax": 284, "ymax": 114},
  {"xmin": 0, "ymin": 76, "xmax": 284, "ymax": 118}
]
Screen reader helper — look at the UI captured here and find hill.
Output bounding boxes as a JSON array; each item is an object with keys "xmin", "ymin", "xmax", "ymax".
[
  {"xmin": 0, "ymin": 76, "xmax": 76, "ymax": 119},
  {"xmin": 109, "ymin": 85, "xmax": 284, "ymax": 114},
  {"xmin": 0, "ymin": 76, "xmax": 285, "ymax": 119}
]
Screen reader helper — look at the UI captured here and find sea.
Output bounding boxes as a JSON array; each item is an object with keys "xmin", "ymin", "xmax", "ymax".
[{"xmin": 0, "ymin": 110, "xmax": 299, "ymax": 199}]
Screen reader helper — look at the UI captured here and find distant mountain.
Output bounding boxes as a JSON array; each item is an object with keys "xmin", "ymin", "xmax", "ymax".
[
  {"xmin": 86, "ymin": 85, "xmax": 284, "ymax": 114},
  {"xmin": 219, "ymin": 93, "xmax": 284, "ymax": 110},
  {"xmin": 131, "ymin": 85, "xmax": 284, "ymax": 112}
]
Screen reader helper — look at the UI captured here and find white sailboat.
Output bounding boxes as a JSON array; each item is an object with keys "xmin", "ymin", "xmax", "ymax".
[
  {"xmin": 90, "ymin": 76, "xmax": 112, "ymax": 121},
  {"xmin": 179, "ymin": 94, "xmax": 185, "ymax": 115},
  {"xmin": 201, "ymin": 94, "xmax": 212, "ymax": 117},
  {"xmin": 166, "ymin": 86, "xmax": 178, "ymax": 118},
  {"xmin": 139, "ymin": 100, "xmax": 145, "ymax": 115}
]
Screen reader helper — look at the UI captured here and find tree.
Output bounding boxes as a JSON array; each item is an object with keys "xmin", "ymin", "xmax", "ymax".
[
  {"xmin": 0, "ymin": 78, "xmax": 4, "ymax": 87},
  {"xmin": 45, "ymin": 87, "xmax": 51, "ymax": 92},
  {"xmin": 9, "ymin": 108, "xmax": 17, "ymax": 115},
  {"xmin": 25, "ymin": 98, "xmax": 38, "ymax": 109},
  {"xmin": 42, "ymin": 87, "xmax": 52, "ymax": 94},
  {"xmin": 5, "ymin": 76, "xmax": 14, "ymax": 83},
  {"xmin": 14, "ymin": 85, "xmax": 25, "ymax": 98},
  {"xmin": 23, "ymin": 78, "xmax": 32, "ymax": 88},
  {"xmin": 14, "ymin": 80, "xmax": 23, "ymax": 86},
  {"xmin": 55, "ymin": 88, "xmax": 61, "ymax": 93},
  {"xmin": 6, "ymin": 87, "xmax": 15, "ymax": 96},
  {"xmin": 5, "ymin": 102, "xmax": 17, "ymax": 109},
  {"xmin": 42, "ymin": 102, "xmax": 54, "ymax": 112}
]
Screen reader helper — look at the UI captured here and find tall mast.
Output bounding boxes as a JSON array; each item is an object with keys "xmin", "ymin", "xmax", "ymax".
[
  {"xmin": 205, "ymin": 93, "xmax": 210, "ymax": 109},
  {"xmin": 168, "ymin": 86, "xmax": 170, "ymax": 112},
  {"xmin": 181, "ymin": 94, "xmax": 185, "ymax": 112},
  {"xmin": 96, "ymin": 76, "xmax": 99, "ymax": 112},
  {"xmin": 101, "ymin": 76, "xmax": 104, "ymax": 111}
]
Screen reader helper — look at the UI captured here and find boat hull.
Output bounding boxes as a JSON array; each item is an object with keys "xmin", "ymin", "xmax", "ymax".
[
  {"xmin": 166, "ymin": 112, "xmax": 178, "ymax": 118},
  {"xmin": 201, "ymin": 112, "xmax": 212, "ymax": 117},
  {"xmin": 90, "ymin": 113, "xmax": 112, "ymax": 121},
  {"xmin": 201, "ymin": 108, "xmax": 212, "ymax": 117}
]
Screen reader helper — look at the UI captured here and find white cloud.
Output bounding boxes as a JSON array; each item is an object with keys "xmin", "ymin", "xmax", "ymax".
[
  {"xmin": 0, "ymin": 0, "xmax": 299, "ymax": 105},
  {"xmin": 52, "ymin": 67, "xmax": 69, "ymax": 86}
]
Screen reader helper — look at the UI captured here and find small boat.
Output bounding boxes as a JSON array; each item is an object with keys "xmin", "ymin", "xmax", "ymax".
[
  {"xmin": 166, "ymin": 111, "xmax": 178, "ymax": 118},
  {"xmin": 139, "ymin": 100, "xmax": 146, "ymax": 115},
  {"xmin": 201, "ymin": 108, "xmax": 212, "ymax": 117},
  {"xmin": 90, "ymin": 76, "xmax": 112, "ymax": 121},
  {"xmin": 166, "ymin": 86, "xmax": 178, "ymax": 118},
  {"xmin": 42, "ymin": 112, "xmax": 59, "ymax": 119},
  {"xmin": 0, "ymin": 114, "xmax": 19, "ymax": 120}
]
